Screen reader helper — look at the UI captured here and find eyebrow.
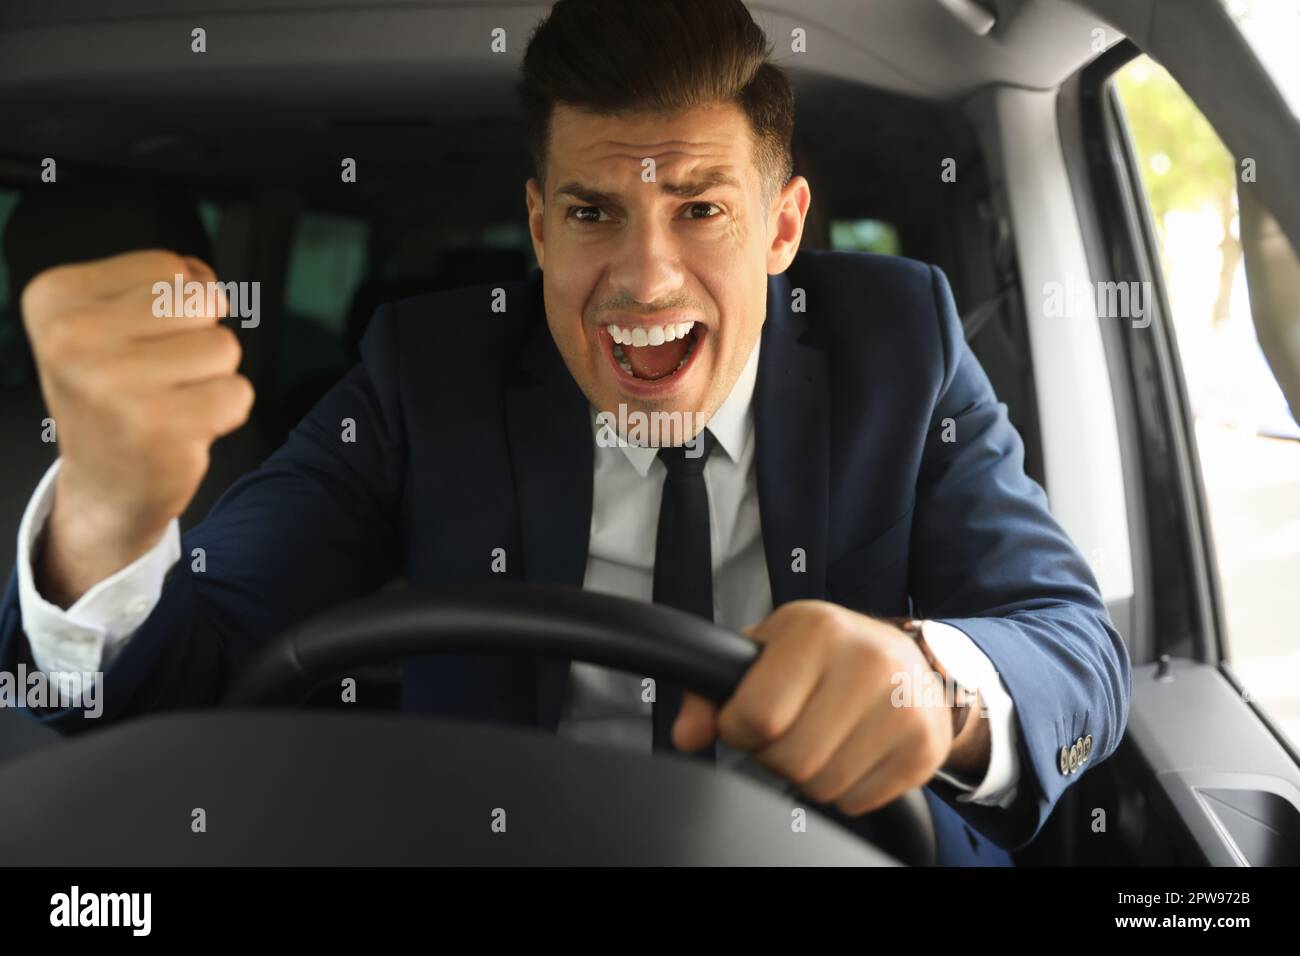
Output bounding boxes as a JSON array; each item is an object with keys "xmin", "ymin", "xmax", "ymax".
[{"xmin": 555, "ymin": 172, "xmax": 742, "ymax": 206}]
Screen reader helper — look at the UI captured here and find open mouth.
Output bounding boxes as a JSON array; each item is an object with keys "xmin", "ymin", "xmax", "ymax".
[{"xmin": 603, "ymin": 319, "xmax": 704, "ymax": 386}]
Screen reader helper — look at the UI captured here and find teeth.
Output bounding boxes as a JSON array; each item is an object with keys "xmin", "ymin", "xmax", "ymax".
[
  {"xmin": 607, "ymin": 320, "xmax": 701, "ymax": 380},
  {"xmin": 605, "ymin": 320, "xmax": 696, "ymax": 347},
  {"xmin": 612, "ymin": 342, "xmax": 633, "ymax": 374},
  {"xmin": 675, "ymin": 331, "xmax": 698, "ymax": 369},
  {"xmin": 611, "ymin": 328, "xmax": 699, "ymax": 379}
]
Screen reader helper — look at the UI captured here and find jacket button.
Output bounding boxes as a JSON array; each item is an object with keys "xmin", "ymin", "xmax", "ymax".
[{"xmin": 1059, "ymin": 746, "xmax": 1071, "ymax": 775}]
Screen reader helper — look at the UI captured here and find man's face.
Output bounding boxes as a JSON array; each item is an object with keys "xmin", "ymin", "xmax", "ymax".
[{"xmin": 525, "ymin": 102, "xmax": 809, "ymax": 440}]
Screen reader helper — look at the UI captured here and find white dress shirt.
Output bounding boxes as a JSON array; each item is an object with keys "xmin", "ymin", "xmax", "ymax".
[{"xmin": 16, "ymin": 337, "xmax": 1018, "ymax": 807}]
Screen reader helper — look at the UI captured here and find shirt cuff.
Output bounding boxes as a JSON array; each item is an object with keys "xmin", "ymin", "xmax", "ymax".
[
  {"xmin": 16, "ymin": 458, "xmax": 181, "ymax": 675},
  {"xmin": 920, "ymin": 619, "xmax": 1020, "ymax": 808}
]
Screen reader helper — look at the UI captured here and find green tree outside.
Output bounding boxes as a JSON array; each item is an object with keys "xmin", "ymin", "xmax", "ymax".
[{"xmin": 1114, "ymin": 56, "xmax": 1239, "ymax": 324}]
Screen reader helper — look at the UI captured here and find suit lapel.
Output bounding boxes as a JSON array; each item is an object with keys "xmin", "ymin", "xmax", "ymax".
[
  {"xmin": 504, "ymin": 273, "xmax": 593, "ymax": 729},
  {"xmin": 755, "ymin": 269, "xmax": 832, "ymax": 606}
]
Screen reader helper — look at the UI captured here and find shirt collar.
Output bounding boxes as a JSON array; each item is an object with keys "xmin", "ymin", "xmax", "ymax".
[{"xmin": 590, "ymin": 336, "xmax": 761, "ymax": 478}]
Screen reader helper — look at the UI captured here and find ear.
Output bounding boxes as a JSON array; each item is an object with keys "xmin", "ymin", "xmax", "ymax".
[
  {"xmin": 765, "ymin": 175, "xmax": 811, "ymax": 275},
  {"xmin": 525, "ymin": 177, "xmax": 546, "ymax": 271}
]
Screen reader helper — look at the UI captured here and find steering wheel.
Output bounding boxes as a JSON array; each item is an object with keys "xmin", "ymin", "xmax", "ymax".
[
  {"xmin": 222, "ymin": 580, "xmax": 937, "ymax": 864},
  {"xmin": 0, "ymin": 582, "xmax": 935, "ymax": 864},
  {"xmin": 224, "ymin": 581, "xmax": 756, "ymax": 706}
]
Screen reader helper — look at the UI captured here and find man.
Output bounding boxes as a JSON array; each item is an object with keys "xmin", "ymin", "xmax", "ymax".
[{"xmin": 1, "ymin": 0, "xmax": 1129, "ymax": 865}]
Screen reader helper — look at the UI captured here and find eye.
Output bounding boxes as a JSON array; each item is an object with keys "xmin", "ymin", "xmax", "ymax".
[
  {"xmin": 682, "ymin": 202, "xmax": 723, "ymax": 220},
  {"xmin": 568, "ymin": 205, "xmax": 610, "ymax": 223}
]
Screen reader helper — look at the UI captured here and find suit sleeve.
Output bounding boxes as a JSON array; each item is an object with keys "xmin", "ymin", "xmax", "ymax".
[
  {"xmin": 0, "ymin": 304, "xmax": 408, "ymax": 733},
  {"xmin": 911, "ymin": 265, "xmax": 1132, "ymax": 851}
]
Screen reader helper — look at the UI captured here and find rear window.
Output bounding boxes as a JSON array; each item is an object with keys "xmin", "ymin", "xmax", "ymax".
[
  {"xmin": 0, "ymin": 186, "xmax": 28, "ymax": 387},
  {"xmin": 830, "ymin": 218, "xmax": 902, "ymax": 256},
  {"xmin": 285, "ymin": 210, "xmax": 372, "ymax": 336}
]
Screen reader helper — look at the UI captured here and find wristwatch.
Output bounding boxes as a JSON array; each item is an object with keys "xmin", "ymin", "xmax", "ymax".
[{"xmin": 884, "ymin": 617, "xmax": 979, "ymax": 739}]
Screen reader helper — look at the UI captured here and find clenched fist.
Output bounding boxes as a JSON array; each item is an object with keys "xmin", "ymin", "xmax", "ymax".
[
  {"xmin": 673, "ymin": 600, "xmax": 991, "ymax": 815},
  {"xmin": 22, "ymin": 250, "xmax": 255, "ymax": 607}
]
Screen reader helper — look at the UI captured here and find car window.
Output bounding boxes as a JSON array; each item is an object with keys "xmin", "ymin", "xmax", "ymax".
[
  {"xmin": 0, "ymin": 186, "xmax": 26, "ymax": 388},
  {"xmin": 1113, "ymin": 54, "xmax": 1300, "ymax": 750},
  {"xmin": 830, "ymin": 218, "xmax": 902, "ymax": 256},
  {"xmin": 285, "ymin": 210, "xmax": 371, "ymax": 337},
  {"xmin": 197, "ymin": 198, "xmax": 222, "ymax": 246},
  {"xmin": 281, "ymin": 209, "xmax": 372, "ymax": 390}
]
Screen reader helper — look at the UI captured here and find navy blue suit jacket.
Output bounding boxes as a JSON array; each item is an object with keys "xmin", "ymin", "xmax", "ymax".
[{"xmin": 0, "ymin": 250, "xmax": 1131, "ymax": 865}]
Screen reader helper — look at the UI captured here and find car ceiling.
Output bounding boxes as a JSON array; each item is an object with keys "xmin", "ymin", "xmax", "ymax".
[{"xmin": 0, "ymin": 0, "xmax": 1120, "ymax": 222}]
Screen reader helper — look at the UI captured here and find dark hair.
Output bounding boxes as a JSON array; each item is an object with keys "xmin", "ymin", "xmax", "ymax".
[{"xmin": 518, "ymin": 0, "xmax": 795, "ymax": 202}]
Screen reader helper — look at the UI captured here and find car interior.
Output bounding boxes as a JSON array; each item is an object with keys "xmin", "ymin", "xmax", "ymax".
[{"xmin": 1, "ymin": 0, "xmax": 1299, "ymax": 868}]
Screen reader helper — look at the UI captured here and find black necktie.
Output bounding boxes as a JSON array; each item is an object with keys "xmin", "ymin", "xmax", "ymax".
[{"xmin": 651, "ymin": 429, "xmax": 718, "ymax": 762}]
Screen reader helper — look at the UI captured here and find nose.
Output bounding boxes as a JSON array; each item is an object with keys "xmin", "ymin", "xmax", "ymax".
[{"xmin": 606, "ymin": 212, "xmax": 685, "ymax": 306}]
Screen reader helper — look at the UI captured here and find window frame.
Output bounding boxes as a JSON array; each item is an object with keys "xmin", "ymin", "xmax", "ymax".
[
  {"xmin": 1059, "ymin": 41, "xmax": 1226, "ymax": 668},
  {"xmin": 1063, "ymin": 39, "xmax": 1300, "ymax": 769}
]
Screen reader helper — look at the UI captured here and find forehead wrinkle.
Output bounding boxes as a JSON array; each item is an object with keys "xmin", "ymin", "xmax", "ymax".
[
  {"xmin": 557, "ymin": 144, "xmax": 744, "ymax": 197},
  {"xmin": 555, "ymin": 171, "xmax": 743, "ymax": 206},
  {"xmin": 599, "ymin": 137, "xmax": 728, "ymax": 154},
  {"xmin": 553, "ymin": 126, "xmax": 757, "ymax": 204},
  {"xmin": 572, "ymin": 144, "xmax": 733, "ymax": 173}
]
